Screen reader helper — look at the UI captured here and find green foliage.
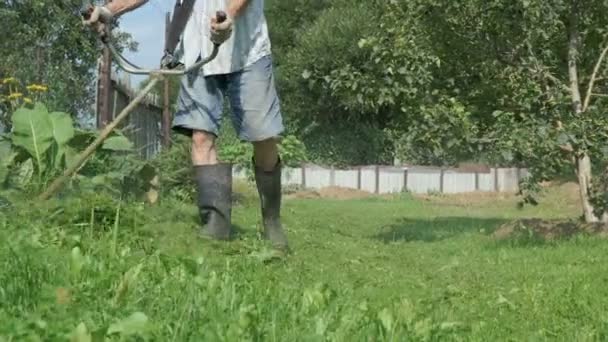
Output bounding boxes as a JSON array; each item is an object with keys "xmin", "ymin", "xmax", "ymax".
[
  {"xmin": 9, "ymin": 103, "xmax": 74, "ymax": 185},
  {"xmin": 0, "ymin": 0, "xmax": 136, "ymax": 120},
  {"xmin": 391, "ymin": 98, "xmax": 479, "ymax": 166},
  {"xmin": 2, "ymin": 182, "xmax": 608, "ymax": 340},
  {"xmin": 299, "ymin": 121, "xmax": 392, "ymax": 166},
  {"xmin": 1, "ymin": 102, "xmax": 154, "ymax": 199}
]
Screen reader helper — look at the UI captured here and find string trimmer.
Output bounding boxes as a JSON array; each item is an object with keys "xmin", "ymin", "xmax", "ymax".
[{"xmin": 37, "ymin": 7, "xmax": 226, "ymax": 201}]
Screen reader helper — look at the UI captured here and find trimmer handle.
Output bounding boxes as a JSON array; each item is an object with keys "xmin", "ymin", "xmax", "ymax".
[
  {"xmin": 80, "ymin": 4, "xmax": 94, "ymax": 21},
  {"xmin": 215, "ymin": 10, "xmax": 227, "ymax": 23}
]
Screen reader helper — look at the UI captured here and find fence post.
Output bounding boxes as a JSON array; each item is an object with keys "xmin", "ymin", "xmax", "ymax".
[
  {"xmin": 439, "ymin": 168, "xmax": 444, "ymax": 193},
  {"xmin": 357, "ymin": 166, "xmax": 362, "ymax": 190},
  {"xmin": 403, "ymin": 168, "xmax": 408, "ymax": 192},
  {"xmin": 162, "ymin": 12, "xmax": 172, "ymax": 148},
  {"xmin": 475, "ymin": 171, "xmax": 479, "ymax": 191},
  {"xmin": 494, "ymin": 168, "xmax": 499, "ymax": 192},
  {"xmin": 96, "ymin": 0, "xmax": 112, "ymax": 129},
  {"xmin": 330, "ymin": 166, "xmax": 335, "ymax": 186},
  {"xmin": 375, "ymin": 165, "xmax": 380, "ymax": 194},
  {"xmin": 301, "ymin": 164, "xmax": 306, "ymax": 188}
]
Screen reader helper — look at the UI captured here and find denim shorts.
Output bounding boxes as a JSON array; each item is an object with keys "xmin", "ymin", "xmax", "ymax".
[{"xmin": 172, "ymin": 54, "xmax": 285, "ymax": 142}]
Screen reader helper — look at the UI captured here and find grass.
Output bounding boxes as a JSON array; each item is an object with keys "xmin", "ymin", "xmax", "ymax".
[{"xmin": 1, "ymin": 183, "xmax": 608, "ymax": 341}]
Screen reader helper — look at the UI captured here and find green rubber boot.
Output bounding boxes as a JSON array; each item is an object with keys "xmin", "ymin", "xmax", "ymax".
[
  {"xmin": 253, "ymin": 158, "xmax": 289, "ymax": 251},
  {"xmin": 194, "ymin": 163, "xmax": 233, "ymax": 240}
]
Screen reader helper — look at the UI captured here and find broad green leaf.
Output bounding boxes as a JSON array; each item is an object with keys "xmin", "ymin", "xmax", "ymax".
[
  {"xmin": 107, "ymin": 312, "xmax": 149, "ymax": 336},
  {"xmin": 51, "ymin": 143, "xmax": 65, "ymax": 171},
  {"xmin": 69, "ymin": 129, "xmax": 97, "ymax": 150},
  {"xmin": 11, "ymin": 103, "xmax": 54, "ymax": 172},
  {"xmin": 102, "ymin": 135, "xmax": 134, "ymax": 151},
  {"xmin": 15, "ymin": 158, "xmax": 34, "ymax": 188},
  {"xmin": 49, "ymin": 111, "xmax": 75, "ymax": 146},
  {"xmin": 48, "ymin": 112, "xmax": 74, "ymax": 170}
]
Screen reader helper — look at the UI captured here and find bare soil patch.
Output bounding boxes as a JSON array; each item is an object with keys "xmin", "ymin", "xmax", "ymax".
[
  {"xmin": 492, "ymin": 218, "xmax": 608, "ymax": 241},
  {"xmin": 415, "ymin": 191, "xmax": 516, "ymax": 207},
  {"xmin": 415, "ymin": 182, "xmax": 582, "ymax": 209},
  {"xmin": 286, "ymin": 186, "xmax": 374, "ymax": 200}
]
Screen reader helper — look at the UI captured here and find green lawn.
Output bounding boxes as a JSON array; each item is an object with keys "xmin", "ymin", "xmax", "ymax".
[{"xmin": 2, "ymin": 184, "xmax": 608, "ymax": 341}]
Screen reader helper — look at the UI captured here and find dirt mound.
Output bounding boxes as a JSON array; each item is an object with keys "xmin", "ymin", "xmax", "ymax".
[
  {"xmin": 286, "ymin": 186, "xmax": 374, "ymax": 200},
  {"xmin": 492, "ymin": 218, "xmax": 608, "ymax": 241},
  {"xmin": 416, "ymin": 191, "xmax": 516, "ymax": 207}
]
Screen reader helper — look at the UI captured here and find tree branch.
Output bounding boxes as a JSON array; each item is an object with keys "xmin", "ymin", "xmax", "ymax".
[
  {"xmin": 567, "ymin": 7, "xmax": 583, "ymax": 115},
  {"xmin": 582, "ymin": 42, "xmax": 608, "ymax": 112},
  {"xmin": 543, "ymin": 71, "xmax": 571, "ymax": 93}
]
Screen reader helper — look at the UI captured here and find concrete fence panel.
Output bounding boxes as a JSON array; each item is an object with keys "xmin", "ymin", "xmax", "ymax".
[
  {"xmin": 477, "ymin": 170, "xmax": 496, "ymax": 192},
  {"xmin": 379, "ymin": 167, "xmax": 406, "ymax": 193},
  {"xmin": 497, "ymin": 168, "xmax": 520, "ymax": 192},
  {"xmin": 443, "ymin": 171, "xmax": 477, "ymax": 194},
  {"xmin": 406, "ymin": 169, "xmax": 442, "ymax": 194},
  {"xmin": 360, "ymin": 167, "xmax": 378, "ymax": 193},
  {"xmin": 283, "ymin": 167, "xmax": 303, "ymax": 186},
  {"xmin": 231, "ymin": 164, "xmax": 527, "ymax": 195},
  {"xmin": 304, "ymin": 165, "xmax": 331, "ymax": 189},
  {"xmin": 334, "ymin": 169, "xmax": 359, "ymax": 189}
]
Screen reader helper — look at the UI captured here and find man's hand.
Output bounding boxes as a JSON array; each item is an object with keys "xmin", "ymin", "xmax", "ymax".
[
  {"xmin": 82, "ymin": 6, "xmax": 113, "ymax": 36},
  {"xmin": 160, "ymin": 50, "xmax": 182, "ymax": 69},
  {"xmin": 210, "ymin": 14, "xmax": 233, "ymax": 45},
  {"xmin": 82, "ymin": 1, "xmax": 148, "ymax": 36},
  {"xmin": 83, "ymin": 6, "xmax": 114, "ymax": 36}
]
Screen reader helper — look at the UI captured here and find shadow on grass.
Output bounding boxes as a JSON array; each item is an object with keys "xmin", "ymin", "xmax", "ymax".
[{"xmin": 373, "ymin": 217, "xmax": 509, "ymax": 243}]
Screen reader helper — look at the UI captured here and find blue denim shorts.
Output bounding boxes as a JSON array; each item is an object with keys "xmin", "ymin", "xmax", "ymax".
[{"xmin": 172, "ymin": 55, "xmax": 285, "ymax": 142}]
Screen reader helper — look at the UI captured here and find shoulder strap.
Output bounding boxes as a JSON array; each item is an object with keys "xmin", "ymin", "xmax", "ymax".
[{"xmin": 164, "ymin": 0, "xmax": 196, "ymax": 54}]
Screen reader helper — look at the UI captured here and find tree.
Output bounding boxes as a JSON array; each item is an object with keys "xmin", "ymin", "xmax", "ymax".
[
  {"xmin": 409, "ymin": 0, "xmax": 608, "ymax": 222},
  {"xmin": 278, "ymin": 0, "xmax": 479, "ymax": 166},
  {"xmin": 0, "ymin": 0, "xmax": 135, "ymax": 127}
]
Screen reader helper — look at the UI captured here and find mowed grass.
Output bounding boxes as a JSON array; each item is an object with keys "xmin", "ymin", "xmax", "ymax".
[{"xmin": 2, "ymin": 183, "xmax": 608, "ymax": 341}]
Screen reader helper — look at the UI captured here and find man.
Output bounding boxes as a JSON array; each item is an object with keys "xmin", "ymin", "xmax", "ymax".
[{"xmin": 84, "ymin": 0, "xmax": 289, "ymax": 251}]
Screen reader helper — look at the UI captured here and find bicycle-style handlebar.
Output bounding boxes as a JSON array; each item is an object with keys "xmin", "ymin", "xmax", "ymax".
[{"xmin": 81, "ymin": 6, "xmax": 226, "ymax": 76}]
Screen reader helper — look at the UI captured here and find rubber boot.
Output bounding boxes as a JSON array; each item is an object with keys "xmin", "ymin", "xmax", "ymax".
[
  {"xmin": 194, "ymin": 163, "xmax": 233, "ymax": 240},
  {"xmin": 253, "ymin": 157, "xmax": 289, "ymax": 250}
]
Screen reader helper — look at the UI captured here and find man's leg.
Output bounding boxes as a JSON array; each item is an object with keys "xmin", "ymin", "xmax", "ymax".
[
  {"xmin": 191, "ymin": 130, "xmax": 218, "ymax": 165},
  {"xmin": 173, "ymin": 72, "xmax": 233, "ymax": 240},
  {"xmin": 227, "ymin": 55, "xmax": 289, "ymax": 250}
]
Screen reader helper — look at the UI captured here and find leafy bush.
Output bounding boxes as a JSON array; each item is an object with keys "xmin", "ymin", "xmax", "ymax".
[
  {"xmin": 0, "ymin": 100, "xmax": 155, "ymax": 200},
  {"xmin": 298, "ymin": 121, "xmax": 392, "ymax": 167}
]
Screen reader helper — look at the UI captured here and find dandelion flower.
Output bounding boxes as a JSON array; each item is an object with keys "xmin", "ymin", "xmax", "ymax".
[
  {"xmin": 8, "ymin": 92, "xmax": 23, "ymax": 100},
  {"xmin": 27, "ymin": 84, "xmax": 48, "ymax": 92},
  {"xmin": 2, "ymin": 77, "xmax": 16, "ymax": 84},
  {"xmin": 23, "ymin": 97, "xmax": 33, "ymax": 104}
]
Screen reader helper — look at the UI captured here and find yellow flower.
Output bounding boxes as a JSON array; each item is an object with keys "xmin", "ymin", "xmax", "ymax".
[
  {"xmin": 8, "ymin": 92, "xmax": 23, "ymax": 100},
  {"xmin": 2, "ymin": 77, "xmax": 16, "ymax": 84},
  {"xmin": 23, "ymin": 97, "xmax": 33, "ymax": 104},
  {"xmin": 26, "ymin": 84, "xmax": 48, "ymax": 92}
]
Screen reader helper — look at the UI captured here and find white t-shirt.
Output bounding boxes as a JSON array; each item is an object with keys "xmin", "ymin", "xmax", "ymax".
[{"xmin": 177, "ymin": 0, "xmax": 272, "ymax": 76}]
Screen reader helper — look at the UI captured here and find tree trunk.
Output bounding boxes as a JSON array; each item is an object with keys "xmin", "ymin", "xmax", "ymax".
[
  {"xmin": 567, "ymin": 1, "xmax": 601, "ymax": 223},
  {"xmin": 575, "ymin": 154, "xmax": 599, "ymax": 222}
]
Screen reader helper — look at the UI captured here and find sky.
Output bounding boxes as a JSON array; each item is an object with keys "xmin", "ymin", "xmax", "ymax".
[{"xmin": 116, "ymin": 0, "xmax": 175, "ymax": 86}]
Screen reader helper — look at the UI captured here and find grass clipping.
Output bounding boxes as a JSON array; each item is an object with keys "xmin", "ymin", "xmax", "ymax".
[{"xmin": 493, "ymin": 218, "xmax": 608, "ymax": 242}]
